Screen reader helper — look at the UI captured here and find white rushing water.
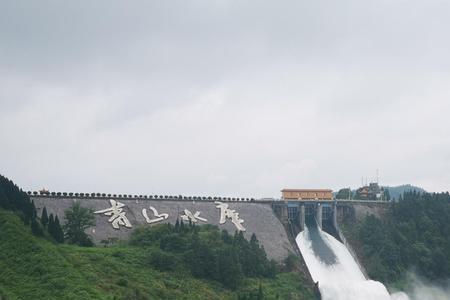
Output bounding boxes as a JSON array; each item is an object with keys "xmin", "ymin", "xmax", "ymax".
[{"xmin": 296, "ymin": 226, "xmax": 410, "ymax": 300}]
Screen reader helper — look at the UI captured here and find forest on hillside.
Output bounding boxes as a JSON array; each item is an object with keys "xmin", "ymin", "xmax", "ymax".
[{"xmin": 342, "ymin": 191, "xmax": 450, "ymax": 288}]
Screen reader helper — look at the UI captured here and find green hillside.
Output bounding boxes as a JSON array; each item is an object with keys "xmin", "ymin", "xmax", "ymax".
[
  {"xmin": 0, "ymin": 208, "xmax": 315, "ymax": 300},
  {"xmin": 340, "ymin": 191, "xmax": 450, "ymax": 289},
  {"xmin": 385, "ymin": 185, "xmax": 426, "ymax": 201},
  {"xmin": 0, "ymin": 175, "xmax": 315, "ymax": 300}
]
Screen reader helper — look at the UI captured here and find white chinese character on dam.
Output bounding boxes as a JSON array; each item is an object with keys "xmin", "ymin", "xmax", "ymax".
[
  {"xmin": 95, "ymin": 199, "xmax": 132, "ymax": 229},
  {"xmin": 142, "ymin": 206, "xmax": 169, "ymax": 224},
  {"xmin": 181, "ymin": 209, "xmax": 208, "ymax": 223},
  {"xmin": 214, "ymin": 201, "xmax": 246, "ymax": 231}
]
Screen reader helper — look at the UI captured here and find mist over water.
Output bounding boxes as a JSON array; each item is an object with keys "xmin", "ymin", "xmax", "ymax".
[
  {"xmin": 401, "ymin": 273, "xmax": 450, "ymax": 300},
  {"xmin": 296, "ymin": 224, "xmax": 409, "ymax": 300}
]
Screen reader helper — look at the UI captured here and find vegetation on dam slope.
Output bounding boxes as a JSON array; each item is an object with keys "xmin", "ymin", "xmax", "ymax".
[{"xmin": 0, "ymin": 174, "xmax": 315, "ymax": 300}]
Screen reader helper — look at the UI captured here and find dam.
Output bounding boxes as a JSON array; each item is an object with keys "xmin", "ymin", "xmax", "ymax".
[
  {"xmin": 29, "ymin": 187, "xmax": 399, "ymax": 298},
  {"xmin": 30, "ymin": 189, "xmax": 391, "ymax": 262}
]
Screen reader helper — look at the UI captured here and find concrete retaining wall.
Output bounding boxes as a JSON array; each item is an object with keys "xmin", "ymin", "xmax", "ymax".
[
  {"xmin": 337, "ymin": 201, "xmax": 390, "ymax": 223},
  {"xmin": 32, "ymin": 196, "xmax": 294, "ymax": 262}
]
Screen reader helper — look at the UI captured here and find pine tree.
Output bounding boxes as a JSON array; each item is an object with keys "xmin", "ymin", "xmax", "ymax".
[
  {"xmin": 217, "ymin": 248, "xmax": 242, "ymax": 289},
  {"xmin": 31, "ymin": 218, "xmax": 44, "ymax": 236},
  {"xmin": 54, "ymin": 215, "xmax": 64, "ymax": 243},
  {"xmin": 0, "ymin": 184, "xmax": 8, "ymax": 209},
  {"xmin": 247, "ymin": 233, "xmax": 261, "ymax": 276},
  {"xmin": 175, "ymin": 218, "xmax": 180, "ymax": 231},
  {"xmin": 22, "ymin": 200, "xmax": 34, "ymax": 225},
  {"xmin": 48, "ymin": 214, "xmax": 55, "ymax": 238},
  {"xmin": 31, "ymin": 200, "xmax": 37, "ymax": 219},
  {"xmin": 180, "ymin": 219, "xmax": 185, "ymax": 232},
  {"xmin": 41, "ymin": 207, "xmax": 49, "ymax": 228}
]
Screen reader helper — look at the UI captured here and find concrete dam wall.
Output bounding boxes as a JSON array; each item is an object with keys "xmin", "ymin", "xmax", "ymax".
[
  {"xmin": 31, "ymin": 196, "xmax": 294, "ymax": 262},
  {"xmin": 336, "ymin": 201, "xmax": 390, "ymax": 224}
]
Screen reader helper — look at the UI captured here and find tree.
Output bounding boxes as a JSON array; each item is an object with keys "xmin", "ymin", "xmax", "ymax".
[
  {"xmin": 54, "ymin": 215, "xmax": 64, "ymax": 243},
  {"xmin": 383, "ymin": 189, "xmax": 391, "ymax": 201},
  {"xmin": 336, "ymin": 188, "xmax": 352, "ymax": 200},
  {"xmin": 179, "ymin": 219, "xmax": 185, "ymax": 232},
  {"xmin": 175, "ymin": 218, "xmax": 180, "ymax": 231},
  {"xmin": 189, "ymin": 233, "xmax": 216, "ymax": 279},
  {"xmin": 217, "ymin": 248, "xmax": 243, "ymax": 289},
  {"xmin": 284, "ymin": 253, "xmax": 298, "ymax": 272},
  {"xmin": 63, "ymin": 202, "xmax": 95, "ymax": 246},
  {"xmin": 48, "ymin": 214, "xmax": 55, "ymax": 237},
  {"xmin": 22, "ymin": 199, "xmax": 37, "ymax": 225},
  {"xmin": 41, "ymin": 207, "xmax": 49, "ymax": 228},
  {"xmin": 47, "ymin": 213, "xmax": 63, "ymax": 243},
  {"xmin": 31, "ymin": 218, "xmax": 44, "ymax": 236}
]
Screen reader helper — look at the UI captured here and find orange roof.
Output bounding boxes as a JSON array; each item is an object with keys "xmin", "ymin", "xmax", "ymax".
[{"xmin": 281, "ymin": 189, "xmax": 333, "ymax": 192}]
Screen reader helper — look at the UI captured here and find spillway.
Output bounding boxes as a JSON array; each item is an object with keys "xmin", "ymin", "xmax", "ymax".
[{"xmin": 296, "ymin": 221, "xmax": 410, "ymax": 300}]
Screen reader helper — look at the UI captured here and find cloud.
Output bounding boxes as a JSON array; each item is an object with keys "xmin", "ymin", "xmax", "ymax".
[{"xmin": 1, "ymin": 0, "xmax": 450, "ymax": 196}]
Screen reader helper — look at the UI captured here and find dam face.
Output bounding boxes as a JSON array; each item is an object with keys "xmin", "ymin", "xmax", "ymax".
[{"xmin": 31, "ymin": 196, "xmax": 294, "ymax": 262}]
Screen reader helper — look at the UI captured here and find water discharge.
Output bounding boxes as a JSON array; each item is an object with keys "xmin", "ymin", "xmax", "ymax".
[{"xmin": 296, "ymin": 223, "xmax": 410, "ymax": 300}]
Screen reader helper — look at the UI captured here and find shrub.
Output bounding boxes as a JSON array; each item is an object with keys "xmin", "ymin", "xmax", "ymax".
[
  {"xmin": 148, "ymin": 250, "xmax": 180, "ymax": 272},
  {"xmin": 63, "ymin": 202, "xmax": 95, "ymax": 247},
  {"xmin": 284, "ymin": 253, "xmax": 299, "ymax": 272}
]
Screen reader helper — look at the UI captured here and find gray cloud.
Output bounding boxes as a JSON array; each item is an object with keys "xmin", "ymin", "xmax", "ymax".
[{"xmin": 1, "ymin": 0, "xmax": 449, "ymax": 197}]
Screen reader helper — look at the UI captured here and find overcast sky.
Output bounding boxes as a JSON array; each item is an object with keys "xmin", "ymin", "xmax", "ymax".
[{"xmin": 1, "ymin": 0, "xmax": 449, "ymax": 198}]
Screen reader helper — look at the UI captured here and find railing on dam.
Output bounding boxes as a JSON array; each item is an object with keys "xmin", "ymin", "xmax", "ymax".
[
  {"xmin": 27, "ymin": 191, "xmax": 259, "ymax": 203},
  {"xmin": 27, "ymin": 190, "xmax": 392, "ymax": 206}
]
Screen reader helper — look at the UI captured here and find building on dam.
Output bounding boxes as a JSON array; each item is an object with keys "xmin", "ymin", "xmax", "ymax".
[
  {"xmin": 281, "ymin": 189, "xmax": 333, "ymax": 201},
  {"xmin": 278, "ymin": 188, "xmax": 335, "ymax": 231}
]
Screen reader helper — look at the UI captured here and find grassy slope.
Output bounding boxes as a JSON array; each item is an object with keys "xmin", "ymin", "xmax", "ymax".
[{"xmin": 0, "ymin": 209, "xmax": 314, "ymax": 300}]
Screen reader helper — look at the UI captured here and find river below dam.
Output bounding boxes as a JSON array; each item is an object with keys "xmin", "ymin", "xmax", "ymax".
[{"xmin": 296, "ymin": 222, "xmax": 410, "ymax": 300}]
